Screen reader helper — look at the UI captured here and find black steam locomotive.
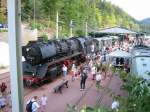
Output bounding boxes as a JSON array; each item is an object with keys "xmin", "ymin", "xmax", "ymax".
[{"xmin": 22, "ymin": 37, "xmax": 93, "ymax": 86}]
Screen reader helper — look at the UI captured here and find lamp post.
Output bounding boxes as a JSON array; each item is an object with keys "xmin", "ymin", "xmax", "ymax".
[
  {"xmin": 56, "ymin": 11, "xmax": 59, "ymax": 39},
  {"xmin": 85, "ymin": 22, "xmax": 88, "ymax": 37},
  {"xmin": 33, "ymin": 0, "xmax": 35, "ymax": 28},
  {"xmin": 70, "ymin": 20, "xmax": 73, "ymax": 37}
]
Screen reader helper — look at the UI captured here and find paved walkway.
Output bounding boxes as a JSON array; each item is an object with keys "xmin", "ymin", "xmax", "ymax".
[
  {"xmin": 0, "ymin": 67, "xmax": 9, "ymax": 74},
  {"xmin": 24, "ymin": 73, "xmax": 126, "ymax": 112},
  {"xmin": 0, "ymin": 72, "xmax": 126, "ymax": 112}
]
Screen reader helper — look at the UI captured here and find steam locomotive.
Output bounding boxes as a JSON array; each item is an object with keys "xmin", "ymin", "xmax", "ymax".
[
  {"xmin": 22, "ymin": 36, "xmax": 113, "ymax": 86},
  {"xmin": 22, "ymin": 37, "xmax": 93, "ymax": 86}
]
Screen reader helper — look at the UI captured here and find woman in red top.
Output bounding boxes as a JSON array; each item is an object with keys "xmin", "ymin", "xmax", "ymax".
[{"xmin": 0, "ymin": 82, "xmax": 7, "ymax": 95}]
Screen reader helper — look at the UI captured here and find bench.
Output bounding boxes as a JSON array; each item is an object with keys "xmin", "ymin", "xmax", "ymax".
[{"xmin": 53, "ymin": 80, "xmax": 68, "ymax": 93}]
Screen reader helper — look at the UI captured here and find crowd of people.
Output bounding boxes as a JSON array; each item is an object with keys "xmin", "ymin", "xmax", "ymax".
[
  {"xmin": 8, "ymin": 38, "xmax": 135, "ymax": 112},
  {"xmin": 26, "ymin": 95, "xmax": 47, "ymax": 112},
  {"xmin": 0, "ymin": 82, "xmax": 11, "ymax": 112},
  {"xmin": 25, "ymin": 44, "xmax": 113, "ymax": 112}
]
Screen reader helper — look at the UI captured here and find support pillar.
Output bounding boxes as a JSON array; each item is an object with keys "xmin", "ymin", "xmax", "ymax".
[{"xmin": 7, "ymin": 0, "xmax": 24, "ymax": 112}]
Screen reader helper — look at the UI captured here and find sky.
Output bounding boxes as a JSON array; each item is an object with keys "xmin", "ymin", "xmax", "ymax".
[{"xmin": 106, "ymin": 0, "xmax": 150, "ymax": 21}]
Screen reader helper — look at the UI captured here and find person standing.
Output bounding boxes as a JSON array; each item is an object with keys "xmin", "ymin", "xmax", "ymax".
[
  {"xmin": 26, "ymin": 96, "xmax": 40, "ymax": 112},
  {"xmin": 80, "ymin": 69, "xmax": 88, "ymax": 91},
  {"xmin": 91, "ymin": 65, "xmax": 96, "ymax": 80},
  {"xmin": 6, "ymin": 91, "xmax": 11, "ymax": 109},
  {"xmin": 71, "ymin": 63, "xmax": 77, "ymax": 81},
  {"xmin": 95, "ymin": 69, "xmax": 102, "ymax": 91},
  {"xmin": 102, "ymin": 67, "xmax": 107, "ymax": 80},
  {"xmin": 40, "ymin": 94, "xmax": 47, "ymax": 112},
  {"xmin": 90, "ymin": 43, "xmax": 95, "ymax": 59},
  {"xmin": 0, "ymin": 82, "xmax": 7, "ymax": 96},
  {"xmin": 62, "ymin": 64, "xmax": 68, "ymax": 79},
  {"xmin": 0, "ymin": 95, "xmax": 6, "ymax": 112},
  {"xmin": 111, "ymin": 98, "xmax": 119, "ymax": 112},
  {"xmin": 88, "ymin": 60, "xmax": 93, "ymax": 73}
]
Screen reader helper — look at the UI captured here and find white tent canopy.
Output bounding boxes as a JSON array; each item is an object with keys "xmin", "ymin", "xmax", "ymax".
[{"xmin": 108, "ymin": 49, "xmax": 131, "ymax": 58}]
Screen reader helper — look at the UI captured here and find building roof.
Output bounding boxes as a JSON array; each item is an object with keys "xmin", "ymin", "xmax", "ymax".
[
  {"xmin": 108, "ymin": 49, "xmax": 131, "ymax": 58},
  {"xmin": 94, "ymin": 26, "xmax": 137, "ymax": 34}
]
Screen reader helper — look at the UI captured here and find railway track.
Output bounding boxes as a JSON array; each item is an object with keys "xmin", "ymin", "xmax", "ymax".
[
  {"xmin": 96, "ymin": 75, "xmax": 113, "ymax": 105},
  {"xmin": 73, "ymin": 74, "xmax": 113, "ymax": 110},
  {"xmin": 75, "ymin": 82, "xmax": 94, "ymax": 106},
  {"xmin": 0, "ymin": 68, "xmax": 113, "ymax": 102},
  {"xmin": 0, "ymin": 72, "xmax": 38, "ymax": 96}
]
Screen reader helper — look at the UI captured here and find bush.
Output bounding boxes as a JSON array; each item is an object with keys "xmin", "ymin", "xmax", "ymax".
[
  {"xmin": 30, "ymin": 22, "xmax": 44, "ymax": 30},
  {"xmin": 41, "ymin": 34, "xmax": 48, "ymax": 42},
  {"xmin": 119, "ymin": 70, "xmax": 128, "ymax": 80},
  {"xmin": 80, "ymin": 105, "xmax": 110, "ymax": 112},
  {"xmin": 76, "ymin": 30, "xmax": 85, "ymax": 37},
  {"xmin": 111, "ymin": 66, "xmax": 116, "ymax": 74},
  {"xmin": 0, "ymin": 29, "xmax": 8, "ymax": 32},
  {"xmin": 119, "ymin": 75, "xmax": 150, "ymax": 112},
  {"xmin": 66, "ymin": 104, "xmax": 77, "ymax": 112}
]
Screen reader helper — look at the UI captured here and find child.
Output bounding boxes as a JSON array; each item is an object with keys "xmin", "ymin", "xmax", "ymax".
[
  {"xmin": 91, "ymin": 66, "xmax": 96, "ymax": 80},
  {"xmin": 0, "ymin": 95, "xmax": 6, "ymax": 112},
  {"xmin": 71, "ymin": 63, "xmax": 77, "ymax": 81},
  {"xmin": 0, "ymin": 82, "xmax": 7, "ymax": 96},
  {"xmin": 40, "ymin": 94, "xmax": 47, "ymax": 112},
  {"xmin": 95, "ymin": 69, "xmax": 102, "ymax": 91}
]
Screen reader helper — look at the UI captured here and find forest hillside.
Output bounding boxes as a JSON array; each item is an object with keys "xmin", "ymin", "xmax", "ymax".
[{"xmin": 1, "ymin": 0, "xmax": 149, "ymax": 37}]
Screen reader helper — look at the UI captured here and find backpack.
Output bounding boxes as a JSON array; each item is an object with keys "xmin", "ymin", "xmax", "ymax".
[
  {"xmin": 26, "ymin": 101, "xmax": 34, "ymax": 112},
  {"xmin": 84, "ymin": 73, "xmax": 88, "ymax": 79},
  {"xmin": 81, "ymin": 73, "xmax": 88, "ymax": 80}
]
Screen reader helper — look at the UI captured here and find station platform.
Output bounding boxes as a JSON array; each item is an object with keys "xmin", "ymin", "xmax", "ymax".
[{"xmin": 24, "ymin": 73, "xmax": 126, "ymax": 112}]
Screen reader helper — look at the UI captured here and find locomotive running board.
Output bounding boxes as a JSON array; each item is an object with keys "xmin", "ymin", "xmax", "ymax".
[
  {"xmin": 23, "ymin": 52, "xmax": 83, "ymax": 78},
  {"xmin": 47, "ymin": 52, "xmax": 82, "ymax": 66}
]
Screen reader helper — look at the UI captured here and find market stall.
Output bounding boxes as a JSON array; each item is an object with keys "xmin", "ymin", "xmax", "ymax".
[{"xmin": 108, "ymin": 49, "xmax": 131, "ymax": 69}]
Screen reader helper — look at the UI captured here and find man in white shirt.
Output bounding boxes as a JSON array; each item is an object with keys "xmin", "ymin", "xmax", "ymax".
[
  {"xmin": 111, "ymin": 100, "xmax": 119, "ymax": 111},
  {"xmin": 27, "ymin": 96, "xmax": 40, "ymax": 112},
  {"xmin": 62, "ymin": 64, "xmax": 68, "ymax": 79}
]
